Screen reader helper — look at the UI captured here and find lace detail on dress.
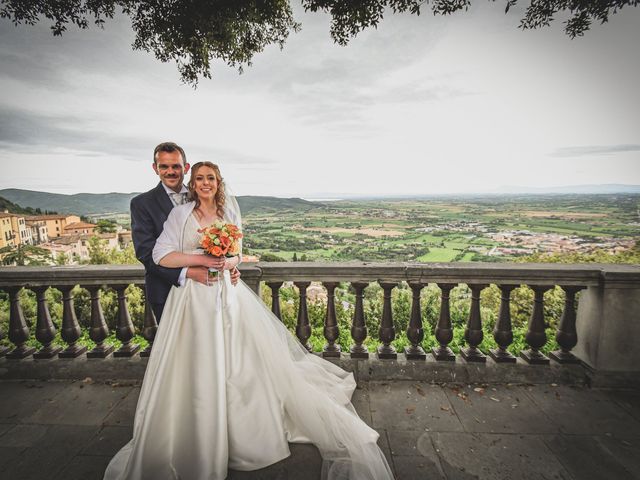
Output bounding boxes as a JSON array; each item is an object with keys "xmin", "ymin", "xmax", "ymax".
[{"xmin": 182, "ymin": 214, "xmax": 204, "ymax": 254}]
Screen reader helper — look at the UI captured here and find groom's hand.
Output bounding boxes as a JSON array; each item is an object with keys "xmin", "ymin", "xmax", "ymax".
[
  {"xmin": 186, "ymin": 266, "xmax": 214, "ymax": 285},
  {"xmin": 230, "ymin": 267, "xmax": 241, "ymax": 286}
]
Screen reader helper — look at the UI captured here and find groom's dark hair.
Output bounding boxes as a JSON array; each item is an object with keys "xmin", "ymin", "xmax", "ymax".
[{"xmin": 153, "ymin": 142, "xmax": 187, "ymax": 165}]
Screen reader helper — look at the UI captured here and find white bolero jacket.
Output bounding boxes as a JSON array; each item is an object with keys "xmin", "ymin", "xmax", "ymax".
[{"xmin": 152, "ymin": 201, "xmax": 243, "ymax": 265}]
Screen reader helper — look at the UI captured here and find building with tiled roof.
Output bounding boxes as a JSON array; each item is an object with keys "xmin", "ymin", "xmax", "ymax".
[
  {"xmin": 0, "ymin": 213, "xmax": 16, "ymax": 248},
  {"xmin": 63, "ymin": 221, "xmax": 97, "ymax": 236},
  {"xmin": 0, "ymin": 211, "xmax": 32, "ymax": 246},
  {"xmin": 25, "ymin": 214, "xmax": 81, "ymax": 239}
]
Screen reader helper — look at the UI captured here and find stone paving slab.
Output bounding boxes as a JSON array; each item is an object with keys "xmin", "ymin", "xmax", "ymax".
[
  {"xmin": 393, "ymin": 454, "xmax": 448, "ymax": 480},
  {"xmin": 0, "ymin": 446, "xmax": 24, "ymax": 471},
  {"xmin": 603, "ymin": 389, "xmax": 640, "ymax": 423},
  {"xmin": 444, "ymin": 384, "xmax": 560, "ymax": 434},
  {"xmin": 523, "ymin": 385, "xmax": 640, "ymax": 438},
  {"xmin": 52, "ymin": 455, "xmax": 113, "ymax": 480},
  {"xmin": 542, "ymin": 435, "xmax": 638, "ymax": 480},
  {"xmin": 370, "ymin": 381, "xmax": 464, "ymax": 432},
  {"xmin": 374, "ymin": 429, "xmax": 394, "ymax": 474},
  {"xmin": 2, "ymin": 379, "xmax": 640, "ymax": 480},
  {"xmin": 0, "ymin": 425, "xmax": 13, "ymax": 437},
  {"xmin": 429, "ymin": 432, "xmax": 572, "ymax": 480},
  {"xmin": 350, "ymin": 384, "xmax": 372, "ymax": 426},
  {"xmin": 23, "ymin": 381, "xmax": 133, "ymax": 426},
  {"xmin": 596, "ymin": 435, "xmax": 640, "ymax": 477},
  {"xmin": 0, "ymin": 424, "xmax": 49, "ymax": 448},
  {"xmin": 102, "ymin": 386, "xmax": 140, "ymax": 427},
  {"xmin": 1, "ymin": 432, "xmax": 97, "ymax": 480},
  {"xmin": 81, "ymin": 425, "xmax": 133, "ymax": 457},
  {"xmin": 0, "ymin": 381, "xmax": 67, "ymax": 423}
]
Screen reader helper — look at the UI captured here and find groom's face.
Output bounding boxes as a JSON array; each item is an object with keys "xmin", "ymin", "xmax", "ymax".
[{"xmin": 153, "ymin": 150, "xmax": 190, "ymax": 193}]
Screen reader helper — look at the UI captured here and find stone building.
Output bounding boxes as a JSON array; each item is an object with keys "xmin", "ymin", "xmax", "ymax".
[{"xmin": 25, "ymin": 214, "xmax": 81, "ymax": 239}]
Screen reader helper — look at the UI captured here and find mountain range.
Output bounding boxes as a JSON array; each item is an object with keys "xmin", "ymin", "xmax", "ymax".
[
  {"xmin": 0, "ymin": 189, "xmax": 320, "ymax": 216},
  {"xmin": 1, "ymin": 184, "xmax": 638, "ymax": 216}
]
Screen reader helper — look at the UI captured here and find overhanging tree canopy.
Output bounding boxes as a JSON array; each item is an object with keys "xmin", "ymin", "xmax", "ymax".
[{"xmin": 1, "ymin": 0, "xmax": 637, "ymax": 85}]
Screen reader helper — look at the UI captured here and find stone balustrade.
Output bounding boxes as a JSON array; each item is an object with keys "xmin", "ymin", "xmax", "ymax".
[{"xmin": 0, "ymin": 262, "xmax": 639, "ymax": 386}]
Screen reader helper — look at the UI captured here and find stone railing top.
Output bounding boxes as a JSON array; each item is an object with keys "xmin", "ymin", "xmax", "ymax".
[{"xmin": 0, "ymin": 262, "xmax": 639, "ymax": 288}]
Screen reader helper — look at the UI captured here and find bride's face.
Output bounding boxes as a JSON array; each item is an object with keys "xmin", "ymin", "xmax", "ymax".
[{"xmin": 193, "ymin": 166, "xmax": 218, "ymax": 201}]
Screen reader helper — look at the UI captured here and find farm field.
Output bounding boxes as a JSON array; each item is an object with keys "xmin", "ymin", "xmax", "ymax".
[{"xmin": 241, "ymin": 194, "xmax": 640, "ymax": 262}]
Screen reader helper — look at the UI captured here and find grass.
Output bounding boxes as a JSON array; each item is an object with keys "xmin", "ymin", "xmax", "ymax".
[{"xmin": 416, "ymin": 248, "xmax": 460, "ymax": 262}]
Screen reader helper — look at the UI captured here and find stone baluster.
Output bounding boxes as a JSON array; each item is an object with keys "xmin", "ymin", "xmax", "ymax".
[
  {"xmin": 267, "ymin": 282, "xmax": 283, "ymax": 320},
  {"xmin": 461, "ymin": 284, "xmax": 488, "ymax": 363},
  {"xmin": 322, "ymin": 282, "xmax": 341, "ymax": 358},
  {"xmin": 350, "ymin": 282, "xmax": 369, "ymax": 359},
  {"xmin": 85, "ymin": 285, "xmax": 113, "ymax": 358},
  {"xmin": 32, "ymin": 286, "xmax": 62, "ymax": 359},
  {"xmin": 405, "ymin": 282, "xmax": 426, "ymax": 360},
  {"xmin": 377, "ymin": 282, "xmax": 397, "ymax": 359},
  {"xmin": 5, "ymin": 287, "xmax": 36, "ymax": 359},
  {"xmin": 295, "ymin": 282, "xmax": 311, "ymax": 351},
  {"xmin": 521, "ymin": 285, "xmax": 552, "ymax": 365},
  {"xmin": 489, "ymin": 284, "xmax": 518, "ymax": 363},
  {"xmin": 57, "ymin": 285, "xmax": 87, "ymax": 358},
  {"xmin": 549, "ymin": 286, "xmax": 585, "ymax": 364},
  {"xmin": 113, "ymin": 284, "xmax": 140, "ymax": 357},
  {"xmin": 140, "ymin": 296, "xmax": 157, "ymax": 358},
  {"xmin": 0, "ymin": 323, "xmax": 9, "ymax": 357},
  {"xmin": 432, "ymin": 283, "xmax": 456, "ymax": 361}
]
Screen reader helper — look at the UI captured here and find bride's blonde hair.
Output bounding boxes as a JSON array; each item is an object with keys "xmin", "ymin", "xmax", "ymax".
[{"xmin": 188, "ymin": 161, "xmax": 226, "ymax": 219}]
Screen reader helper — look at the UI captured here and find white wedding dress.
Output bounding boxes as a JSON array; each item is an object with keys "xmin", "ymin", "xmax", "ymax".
[{"xmin": 104, "ymin": 201, "xmax": 393, "ymax": 480}]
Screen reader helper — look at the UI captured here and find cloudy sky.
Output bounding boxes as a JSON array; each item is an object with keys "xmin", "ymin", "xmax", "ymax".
[{"xmin": 1, "ymin": 4, "xmax": 639, "ymax": 197}]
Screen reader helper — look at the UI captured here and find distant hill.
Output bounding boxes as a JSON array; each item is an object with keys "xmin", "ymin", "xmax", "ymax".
[
  {"xmin": 0, "ymin": 189, "xmax": 139, "ymax": 215},
  {"xmin": 494, "ymin": 184, "xmax": 640, "ymax": 194},
  {"xmin": 0, "ymin": 189, "xmax": 323, "ymax": 216},
  {"xmin": 0, "ymin": 195, "xmax": 44, "ymax": 215},
  {"xmin": 236, "ymin": 196, "xmax": 320, "ymax": 213}
]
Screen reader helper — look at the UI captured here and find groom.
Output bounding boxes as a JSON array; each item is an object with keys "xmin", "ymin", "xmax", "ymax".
[{"xmin": 131, "ymin": 141, "xmax": 240, "ymax": 321}]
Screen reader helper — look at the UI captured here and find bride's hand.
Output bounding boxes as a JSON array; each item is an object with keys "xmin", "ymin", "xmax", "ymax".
[
  {"xmin": 201, "ymin": 255, "xmax": 226, "ymax": 270},
  {"xmin": 223, "ymin": 256, "xmax": 239, "ymax": 271}
]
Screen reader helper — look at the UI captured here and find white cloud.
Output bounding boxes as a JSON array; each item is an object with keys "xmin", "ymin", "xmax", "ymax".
[{"xmin": 0, "ymin": 4, "xmax": 639, "ymax": 196}]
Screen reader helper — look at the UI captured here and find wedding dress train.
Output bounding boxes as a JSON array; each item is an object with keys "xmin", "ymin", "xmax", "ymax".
[{"xmin": 104, "ymin": 204, "xmax": 394, "ymax": 480}]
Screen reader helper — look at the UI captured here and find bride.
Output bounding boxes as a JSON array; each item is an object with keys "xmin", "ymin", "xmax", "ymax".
[{"xmin": 104, "ymin": 161, "xmax": 394, "ymax": 480}]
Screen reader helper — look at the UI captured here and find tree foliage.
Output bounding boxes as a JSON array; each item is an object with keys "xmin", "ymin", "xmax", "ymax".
[
  {"xmin": 0, "ymin": 0, "xmax": 299, "ymax": 85},
  {"xmin": 95, "ymin": 219, "xmax": 118, "ymax": 233},
  {"xmin": 0, "ymin": 243, "xmax": 52, "ymax": 266},
  {"xmin": 1, "ymin": 0, "xmax": 636, "ymax": 85}
]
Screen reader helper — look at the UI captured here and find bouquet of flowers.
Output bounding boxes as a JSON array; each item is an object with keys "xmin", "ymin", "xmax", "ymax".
[{"xmin": 198, "ymin": 221, "xmax": 243, "ymax": 279}]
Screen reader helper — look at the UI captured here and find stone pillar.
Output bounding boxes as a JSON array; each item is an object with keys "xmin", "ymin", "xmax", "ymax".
[
  {"xmin": 140, "ymin": 296, "xmax": 157, "ymax": 358},
  {"xmin": 5, "ymin": 287, "xmax": 35, "ymax": 359},
  {"xmin": 57, "ymin": 285, "xmax": 87, "ymax": 359},
  {"xmin": 349, "ymin": 282, "xmax": 369, "ymax": 359},
  {"xmin": 405, "ymin": 282, "xmax": 426, "ymax": 360},
  {"xmin": 113, "ymin": 284, "xmax": 140, "ymax": 357},
  {"xmin": 267, "ymin": 282, "xmax": 283, "ymax": 320},
  {"xmin": 32, "ymin": 286, "xmax": 62, "ymax": 359},
  {"xmin": 574, "ymin": 267, "xmax": 640, "ymax": 386},
  {"xmin": 322, "ymin": 282, "xmax": 341, "ymax": 358},
  {"xmin": 377, "ymin": 282, "xmax": 397, "ymax": 360},
  {"xmin": 295, "ymin": 281, "xmax": 312, "ymax": 351}
]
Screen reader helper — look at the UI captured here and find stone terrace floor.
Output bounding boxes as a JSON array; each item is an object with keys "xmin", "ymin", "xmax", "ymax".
[{"xmin": 1, "ymin": 380, "xmax": 639, "ymax": 480}]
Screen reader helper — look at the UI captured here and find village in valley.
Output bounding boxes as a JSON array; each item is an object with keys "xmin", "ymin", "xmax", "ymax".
[
  {"xmin": 0, "ymin": 210, "xmax": 131, "ymax": 264},
  {"xmin": 0, "ymin": 193, "xmax": 638, "ymax": 266},
  {"xmin": 240, "ymin": 194, "xmax": 640, "ymax": 263}
]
